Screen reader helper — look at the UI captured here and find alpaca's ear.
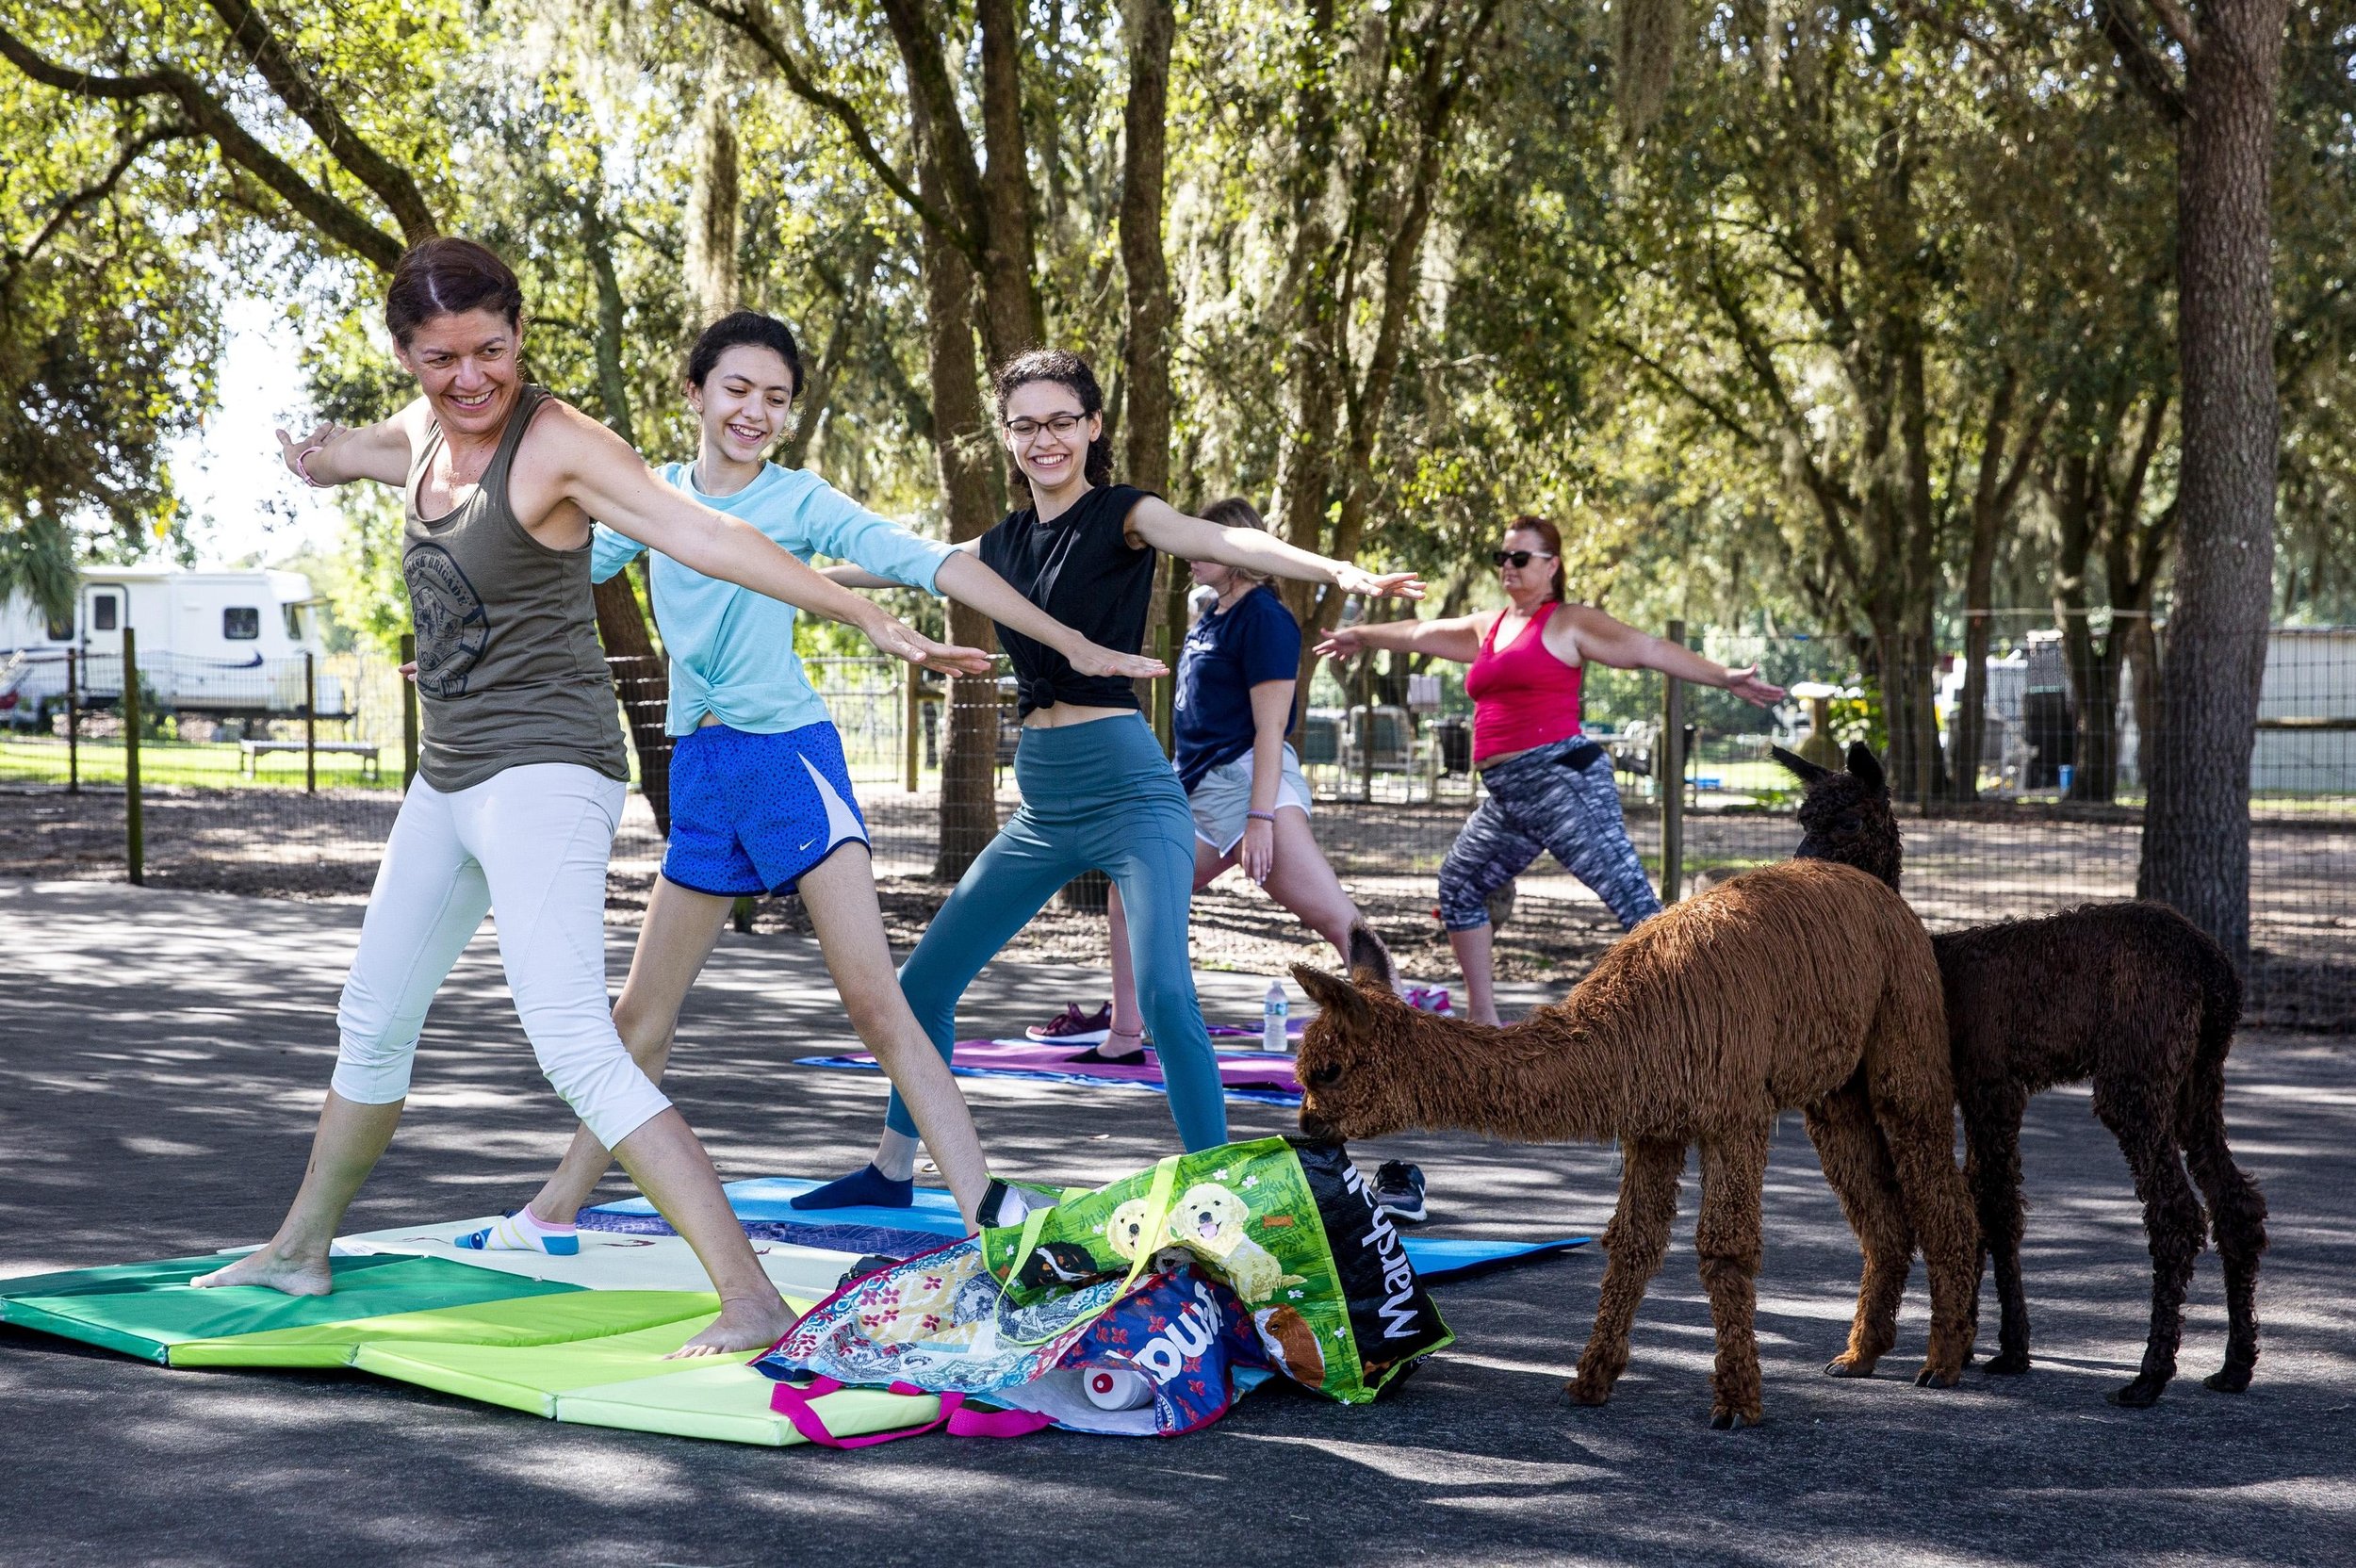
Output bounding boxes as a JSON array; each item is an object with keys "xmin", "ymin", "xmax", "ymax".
[
  {"xmin": 1345, "ymin": 924, "xmax": 1397, "ymax": 992},
  {"xmin": 1846, "ymin": 742, "xmax": 1888, "ymax": 797},
  {"xmin": 1291, "ymin": 963, "xmax": 1371, "ymax": 1031},
  {"xmin": 1770, "ymin": 744, "xmax": 1829, "ymax": 785}
]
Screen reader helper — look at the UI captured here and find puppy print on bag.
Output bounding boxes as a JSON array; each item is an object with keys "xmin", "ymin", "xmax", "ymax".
[{"xmin": 1164, "ymin": 1182, "xmax": 1307, "ymax": 1305}]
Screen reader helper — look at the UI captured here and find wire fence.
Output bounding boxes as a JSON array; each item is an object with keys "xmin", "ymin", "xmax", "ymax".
[{"xmin": 5, "ymin": 622, "xmax": 2350, "ymax": 1028}]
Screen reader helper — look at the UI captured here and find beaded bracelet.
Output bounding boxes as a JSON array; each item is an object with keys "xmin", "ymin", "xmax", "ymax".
[{"xmin": 1245, "ymin": 809, "xmax": 1277, "ymax": 824}]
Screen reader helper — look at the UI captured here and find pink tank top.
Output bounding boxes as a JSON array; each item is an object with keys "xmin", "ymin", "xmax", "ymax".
[{"xmin": 1464, "ymin": 601, "xmax": 1583, "ymax": 764}]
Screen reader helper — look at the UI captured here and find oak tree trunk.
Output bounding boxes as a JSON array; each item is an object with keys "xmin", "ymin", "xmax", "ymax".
[
  {"xmin": 582, "ymin": 202, "xmax": 675, "ymax": 835},
  {"xmin": 914, "ymin": 173, "xmax": 1006, "ymax": 881},
  {"xmin": 2136, "ymin": 0, "xmax": 2288, "ymax": 971}
]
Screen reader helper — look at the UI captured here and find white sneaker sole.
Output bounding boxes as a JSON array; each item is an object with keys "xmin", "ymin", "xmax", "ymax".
[{"xmin": 1025, "ymin": 1026, "xmax": 1111, "ymax": 1043}]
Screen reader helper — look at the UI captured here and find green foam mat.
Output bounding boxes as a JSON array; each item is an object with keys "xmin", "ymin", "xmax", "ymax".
[
  {"xmin": 351, "ymin": 1311, "xmax": 737, "ymax": 1416},
  {"xmin": 0, "ymin": 1253, "xmax": 578, "ymax": 1364},
  {"xmin": 555, "ymin": 1361, "xmax": 938, "ymax": 1446},
  {"xmin": 170, "ymin": 1289, "xmax": 719, "ymax": 1369}
]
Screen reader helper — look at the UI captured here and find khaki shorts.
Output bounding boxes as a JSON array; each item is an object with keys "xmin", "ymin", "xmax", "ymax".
[{"xmin": 1188, "ymin": 744, "xmax": 1313, "ymax": 854}]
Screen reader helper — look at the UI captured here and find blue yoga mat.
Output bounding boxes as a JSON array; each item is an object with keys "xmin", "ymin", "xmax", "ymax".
[{"xmin": 587, "ymin": 1177, "xmax": 1586, "ymax": 1284}]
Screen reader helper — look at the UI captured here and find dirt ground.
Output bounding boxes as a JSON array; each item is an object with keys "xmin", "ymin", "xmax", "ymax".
[{"xmin": 7, "ymin": 779, "xmax": 2350, "ymax": 1027}]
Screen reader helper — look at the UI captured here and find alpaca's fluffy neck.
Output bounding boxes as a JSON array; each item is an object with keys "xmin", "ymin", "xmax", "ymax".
[{"xmin": 1391, "ymin": 1004, "xmax": 1619, "ymax": 1143}]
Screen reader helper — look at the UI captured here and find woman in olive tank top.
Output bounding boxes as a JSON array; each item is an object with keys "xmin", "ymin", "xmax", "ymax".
[{"xmin": 192, "ymin": 238, "xmax": 990, "ymax": 1357}]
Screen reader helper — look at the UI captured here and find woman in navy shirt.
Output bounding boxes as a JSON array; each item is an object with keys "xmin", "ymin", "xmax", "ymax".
[{"xmin": 1072, "ymin": 498, "xmax": 1390, "ymax": 1064}]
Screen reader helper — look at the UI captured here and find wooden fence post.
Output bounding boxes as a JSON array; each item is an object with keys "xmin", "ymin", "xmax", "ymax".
[
  {"xmin": 123, "ymin": 626, "xmax": 143, "ymax": 887},
  {"xmin": 1661, "ymin": 618, "xmax": 1685, "ymax": 904},
  {"xmin": 303, "ymin": 650, "xmax": 318, "ymax": 794},
  {"xmin": 400, "ymin": 633, "xmax": 419, "ymax": 790},
  {"xmin": 904, "ymin": 659, "xmax": 921, "ymax": 793},
  {"xmin": 65, "ymin": 648, "xmax": 78, "ymax": 794},
  {"xmin": 1153, "ymin": 623, "xmax": 1175, "ymax": 754}
]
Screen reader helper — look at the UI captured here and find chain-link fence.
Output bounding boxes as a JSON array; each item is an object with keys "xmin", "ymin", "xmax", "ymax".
[{"xmin": 8, "ymin": 623, "xmax": 2350, "ymax": 1028}]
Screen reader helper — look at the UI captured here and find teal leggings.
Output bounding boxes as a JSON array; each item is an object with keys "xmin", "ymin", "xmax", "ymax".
[{"xmin": 888, "ymin": 713, "xmax": 1227, "ymax": 1151}]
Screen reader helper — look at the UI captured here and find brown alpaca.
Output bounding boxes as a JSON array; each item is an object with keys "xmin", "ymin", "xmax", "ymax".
[
  {"xmin": 1774, "ymin": 742, "xmax": 2267, "ymax": 1406},
  {"xmin": 1291, "ymin": 859, "xmax": 1979, "ymax": 1429}
]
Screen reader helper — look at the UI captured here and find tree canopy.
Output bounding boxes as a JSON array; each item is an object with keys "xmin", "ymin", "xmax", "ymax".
[{"xmin": 2, "ymin": 0, "xmax": 2349, "ymax": 918}]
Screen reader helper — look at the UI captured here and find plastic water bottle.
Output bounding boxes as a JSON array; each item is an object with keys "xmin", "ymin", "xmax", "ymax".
[
  {"xmin": 1263, "ymin": 979, "xmax": 1289, "ymax": 1054},
  {"xmin": 1084, "ymin": 1367, "xmax": 1155, "ymax": 1411}
]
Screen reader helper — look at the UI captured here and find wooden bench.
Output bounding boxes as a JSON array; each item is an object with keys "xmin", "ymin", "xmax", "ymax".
[{"xmin": 238, "ymin": 739, "xmax": 382, "ymax": 781}]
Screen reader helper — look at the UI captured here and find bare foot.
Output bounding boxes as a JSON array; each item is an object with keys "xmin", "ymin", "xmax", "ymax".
[
  {"xmin": 666, "ymin": 1294, "xmax": 796, "ymax": 1359},
  {"xmin": 190, "ymin": 1249, "xmax": 333, "ymax": 1296}
]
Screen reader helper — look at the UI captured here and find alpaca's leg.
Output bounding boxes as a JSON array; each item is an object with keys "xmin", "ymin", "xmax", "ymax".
[
  {"xmin": 1570, "ymin": 1137, "xmax": 1683, "ymax": 1408},
  {"xmin": 1871, "ymin": 1089, "xmax": 1980, "ymax": 1389},
  {"xmin": 1694, "ymin": 1122, "xmax": 1771, "ymax": 1429},
  {"xmin": 1961, "ymin": 1083, "xmax": 2032, "ymax": 1375},
  {"xmin": 2179, "ymin": 1058, "xmax": 2268, "ymax": 1394},
  {"xmin": 2097, "ymin": 1082, "xmax": 2205, "ymax": 1408},
  {"xmin": 1803, "ymin": 1083, "xmax": 1913, "ymax": 1378}
]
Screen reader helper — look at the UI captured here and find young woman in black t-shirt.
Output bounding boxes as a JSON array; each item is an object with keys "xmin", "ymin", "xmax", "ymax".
[{"xmin": 795, "ymin": 350, "xmax": 1421, "ymax": 1207}]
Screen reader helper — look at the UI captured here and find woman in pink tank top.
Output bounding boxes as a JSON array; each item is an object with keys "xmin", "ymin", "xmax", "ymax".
[{"xmin": 1317, "ymin": 514, "xmax": 1782, "ymax": 1025}]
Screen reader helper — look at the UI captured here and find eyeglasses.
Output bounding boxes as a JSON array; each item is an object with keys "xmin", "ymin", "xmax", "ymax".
[
  {"xmin": 1492, "ymin": 549, "xmax": 1557, "ymax": 569},
  {"xmin": 1004, "ymin": 412, "xmax": 1088, "ymax": 441}
]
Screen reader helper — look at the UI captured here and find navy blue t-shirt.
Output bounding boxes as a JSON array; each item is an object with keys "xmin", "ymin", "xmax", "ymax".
[{"xmin": 1172, "ymin": 585, "xmax": 1303, "ymax": 792}]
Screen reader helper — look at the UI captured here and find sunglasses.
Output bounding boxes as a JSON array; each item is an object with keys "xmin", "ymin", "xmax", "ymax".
[{"xmin": 1492, "ymin": 549, "xmax": 1558, "ymax": 569}]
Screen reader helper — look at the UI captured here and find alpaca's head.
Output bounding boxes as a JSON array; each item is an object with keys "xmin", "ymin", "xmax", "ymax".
[
  {"xmin": 1772, "ymin": 741, "xmax": 1902, "ymax": 890},
  {"xmin": 1290, "ymin": 926, "xmax": 1424, "ymax": 1143}
]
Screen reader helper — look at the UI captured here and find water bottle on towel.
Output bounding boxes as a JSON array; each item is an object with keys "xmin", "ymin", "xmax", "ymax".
[
  {"xmin": 1084, "ymin": 1368, "xmax": 1156, "ymax": 1411},
  {"xmin": 1262, "ymin": 979, "xmax": 1289, "ymax": 1054}
]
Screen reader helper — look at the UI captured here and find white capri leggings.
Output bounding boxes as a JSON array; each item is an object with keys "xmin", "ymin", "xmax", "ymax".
[{"xmin": 332, "ymin": 761, "xmax": 671, "ymax": 1150}]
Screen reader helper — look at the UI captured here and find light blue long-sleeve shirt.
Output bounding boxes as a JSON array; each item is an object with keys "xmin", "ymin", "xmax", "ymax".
[{"xmin": 592, "ymin": 461, "xmax": 952, "ymax": 737}]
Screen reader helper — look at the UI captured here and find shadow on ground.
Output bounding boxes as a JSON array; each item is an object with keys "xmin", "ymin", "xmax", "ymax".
[{"xmin": 3, "ymin": 881, "xmax": 2351, "ymax": 1568}]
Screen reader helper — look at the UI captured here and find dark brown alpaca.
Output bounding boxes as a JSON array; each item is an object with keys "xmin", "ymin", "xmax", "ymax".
[
  {"xmin": 1291, "ymin": 859, "xmax": 1979, "ymax": 1429},
  {"xmin": 1773, "ymin": 742, "xmax": 2267, "ymax": 1405}
]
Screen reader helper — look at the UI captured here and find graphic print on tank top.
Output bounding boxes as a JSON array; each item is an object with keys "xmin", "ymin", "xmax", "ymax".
[{"xmin": 404, "ymin": 543, "xmax": 491, "ymax": 697}]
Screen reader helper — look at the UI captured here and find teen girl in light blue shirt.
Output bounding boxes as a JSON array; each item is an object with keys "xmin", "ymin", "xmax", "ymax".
[{"xmin": 475, "ymin": 312, "xmax": 1161, "ymax": 1246}]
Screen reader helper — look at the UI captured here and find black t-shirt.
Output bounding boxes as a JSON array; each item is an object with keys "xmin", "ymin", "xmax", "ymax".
[{"xmin": 977, "ymin": 483, "xmax": 1158, "ymax": 718}]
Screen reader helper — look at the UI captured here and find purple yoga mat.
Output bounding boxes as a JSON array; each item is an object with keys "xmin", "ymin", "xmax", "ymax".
[
  {"xmin": 949, "ymin": 1037, "xmax": 1301, "ymax": 1092},
  {"xmin": 794, "ymin": 1036, "xmax": 1305, "ymax": 1104}
]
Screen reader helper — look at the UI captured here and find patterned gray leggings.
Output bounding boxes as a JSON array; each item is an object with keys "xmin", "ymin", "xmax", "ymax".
[{"xmin": 1437, "ymin": 737, "xmax": 1662, "ymax": 932}]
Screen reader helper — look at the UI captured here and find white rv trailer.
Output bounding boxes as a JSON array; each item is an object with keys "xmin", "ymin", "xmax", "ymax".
[{"xmin": 0, "ymin": 566, "xmax": 340, "ymax": 726}]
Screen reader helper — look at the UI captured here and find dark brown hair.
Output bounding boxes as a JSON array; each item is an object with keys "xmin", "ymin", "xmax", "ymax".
[
  {"xmin": 688, "ymin": 310, "xmax": 802, "ymax": 397},
  {"xmin": 384, "ymin": 237, "xmax": 525, "ymax": 348},
  {"xmin": 1202, "ymin": 497, "xmax": 1272, "ymax": 583},
  {"xmin": 993, "ymin": 348, "xmax": 1114, "ymax": 489},
  {"xmin": 1505, "ymin": 514, "xmax": 1568, "ymax": 601}
]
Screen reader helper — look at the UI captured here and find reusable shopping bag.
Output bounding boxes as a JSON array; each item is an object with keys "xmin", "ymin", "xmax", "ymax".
[{"xmin": 980, "ymin": 1135, "xmax": 1451, "ymax": 1403}]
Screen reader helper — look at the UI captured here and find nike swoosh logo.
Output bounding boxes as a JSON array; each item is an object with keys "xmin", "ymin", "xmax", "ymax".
[{"xmin": 798, "ymin": 837, "xmax": 819, "ymax": 851}]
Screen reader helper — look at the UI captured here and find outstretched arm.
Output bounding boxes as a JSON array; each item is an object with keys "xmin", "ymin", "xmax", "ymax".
[
  {"xmin": 1314, "ymin": 612, "xmax": 1488, "ymax": 666},
  {"xmin": 548, "ymin": 408, "xmax": 989, "ymax": 674},
  {"xmin": 1562, "ymin": 605, "xmax": 1784, "ymax": 706},
  {"xmin": 1125, "ymin": 498, "xmax": 1424, "ymax": 603},
  {"xmin": 275, "ymin": 400, "xmax": 423, "ymax": 489},
  {"xmin": 823, "ymin": 538, "xmax": 977, "ymax": 590},
  {"xmin": 821, "ymin": 546, "xmax": 1162, "ymax": 679},
  {"xmin": 932, "ymin": 553, "xmax": 1165, "ymax": 679}
]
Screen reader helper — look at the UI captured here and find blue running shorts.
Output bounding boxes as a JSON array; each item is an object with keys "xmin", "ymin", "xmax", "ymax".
[{"xmin": 661, "ymin": 720, "xmax": 870, "ymax": 897}]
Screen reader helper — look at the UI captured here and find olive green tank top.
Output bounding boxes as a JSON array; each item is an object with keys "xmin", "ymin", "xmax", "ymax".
[{"xmin": 401, "ymin": 385, "xmax": 629, "ymax": 792}]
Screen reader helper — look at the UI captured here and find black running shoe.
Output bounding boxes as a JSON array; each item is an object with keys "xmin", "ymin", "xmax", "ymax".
[{"xmin": 1372, "ymin": 1161, "xmax": 1429, "ymax": 1224}]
